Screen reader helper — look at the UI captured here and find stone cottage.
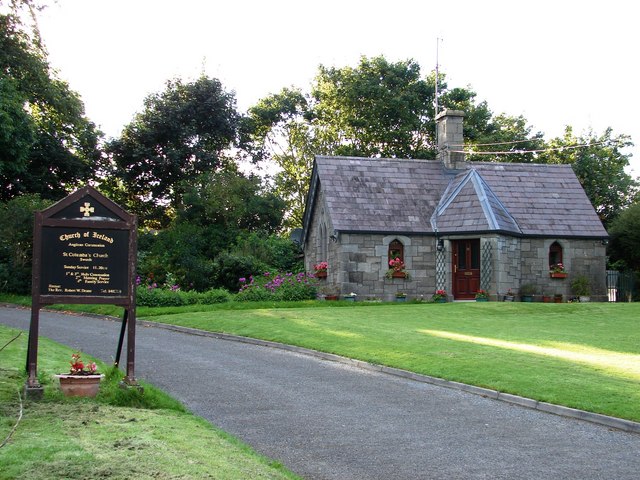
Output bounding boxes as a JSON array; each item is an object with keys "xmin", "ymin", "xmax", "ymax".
[{"xmin": 300, "ymin": 110, "xmax": 608, "ymax": 301}]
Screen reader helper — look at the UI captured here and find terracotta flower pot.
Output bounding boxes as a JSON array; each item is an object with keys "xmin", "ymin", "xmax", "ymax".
[
  {"xmin": 315, "ymin": 271, "xmax": 327, "ymax": 278},
  {"xmin": 56, "ymin": 374, "xmax": 104, "ymax": 397}
]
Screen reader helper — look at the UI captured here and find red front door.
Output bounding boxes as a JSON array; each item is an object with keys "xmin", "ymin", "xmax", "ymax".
[{"xmin": 452, "ymin": 239, "xmax": 481, "ymax": 300}]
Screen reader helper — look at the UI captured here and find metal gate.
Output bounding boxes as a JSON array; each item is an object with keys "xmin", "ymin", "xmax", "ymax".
[{"xmin": 606, "ymin": 270, "xmax": 636, "ymax": 302}]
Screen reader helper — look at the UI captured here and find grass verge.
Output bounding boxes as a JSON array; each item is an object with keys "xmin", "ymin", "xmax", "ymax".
[
  {"xmin": 0, "ymin": 325, "xmax": 299, "ymax": 480},
  {"xmin": 140, "ymin": 301, "xmax": 640, "ymax": 423}
]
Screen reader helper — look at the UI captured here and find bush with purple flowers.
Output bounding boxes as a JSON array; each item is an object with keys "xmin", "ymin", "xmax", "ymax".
[{"xmin": 236, "ymin": 271, "xmax": 317, "ymax": 302}]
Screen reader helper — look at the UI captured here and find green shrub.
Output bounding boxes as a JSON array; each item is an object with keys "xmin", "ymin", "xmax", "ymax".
[
  {"xmin": 136, "ymin": 286, "xmax": 189, "ymax": 307},
  {"xmin": 136, "ymin": 285, "xmax": 231, "ymax": 307},
  {"xmin": 0, "ymin": 194, "xmax": 53, "ymax": 293},
  {"xmin": 198, "ymin": 288, "xmax": 231, "ymax": 304},
  {"xmin": 213, "ymin": 252, "xmax": 269, "ymax": 292},
  {"xmin": 235, "ymin": 285, "xmax": 274, "ymax": 302},
  {"xmin": 235, "ymin": 233, "xmax": 304, "ymax": 272}
]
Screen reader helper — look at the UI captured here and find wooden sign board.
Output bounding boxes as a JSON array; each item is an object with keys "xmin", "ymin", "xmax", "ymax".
[{"xmin": 26, "ymin": 186, "xmax": 138, "ymax": 396}]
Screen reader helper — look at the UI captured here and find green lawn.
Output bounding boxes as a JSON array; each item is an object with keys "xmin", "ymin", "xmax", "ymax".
[
  {"xmin": 0, "ymin": 325, "xmax": 299, "ymax": 480},
  {"xmin": 144, "ymin": 302, "xmax": 640, "ymax": 423}
]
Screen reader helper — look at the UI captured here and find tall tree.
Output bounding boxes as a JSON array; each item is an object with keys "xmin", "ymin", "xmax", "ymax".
[
  {"xmin": 104, "ymin": 76, "xmax": 240, "ymax": 227},
  {"xmin": 312, "ymin": 56, "xmax": 436, "ymax": 159},
  {"xmin": 539, "ymin": 126, "xmax": 637, "ymax": 226},
  {"xmin": 245, "ymin": 88, "xmax": 316, "ymax": 229},
  {"xmin": 0, "ymin": 9, "xmax": 102, "ymax": 201},
  {"xmin": 607, "ymin": 201, "xmax": 640, "ymax": 271}
]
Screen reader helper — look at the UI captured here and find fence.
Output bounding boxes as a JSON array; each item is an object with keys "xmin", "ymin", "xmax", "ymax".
[{"xmin": 606, "ymin": 270, "xmax": 636, "ymax": 302}]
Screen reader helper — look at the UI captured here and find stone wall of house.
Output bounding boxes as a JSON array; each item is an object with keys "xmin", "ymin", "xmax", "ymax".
[
  {"xmin": 488, "ymin": 236, "xmax": 607, "ymax": 301},
  {"xmin": 303, "ymin": 191, "xmax": 341, "ymax": 297},
  {"xmin": 329, "ymin": 233, "xmax": 439, "ymax": 301},
  {"xmin": 306, "ymin": 215, "xmax": 607, "ymax": 301},
  {"xmin": 486, "ymin": 235, "xmax": 522, "ymax": 297}
]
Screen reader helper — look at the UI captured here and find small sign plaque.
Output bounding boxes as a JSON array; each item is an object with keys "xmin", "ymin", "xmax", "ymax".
[{"xmin": 40, "ymin": 227, "xmax": 129, "ymax": 297}]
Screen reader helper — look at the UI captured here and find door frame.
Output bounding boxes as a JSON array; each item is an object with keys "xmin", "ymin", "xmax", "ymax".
[{"xmin": 451, "ymin": 238, "xmax": 481, "ymax": 300}]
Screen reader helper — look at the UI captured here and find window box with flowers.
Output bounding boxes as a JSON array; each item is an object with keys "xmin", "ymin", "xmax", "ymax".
[
  {"xmin": 313, "ymin": 261, "xmax": 328, "ymax": 278},
  {"xmin": 549, "ymin": 263, "xmax": 567, "ymax": 279},
  {"xmin": 386, "ymin": 257, "xmax": 410, "ymax": 279},
  {"xmin": 432, "ymin": 289, "xmax": 447, "ymax": 303},
  {"xmin": 475, "ymin": 290, "xmax": 489, "ymax": 302},
  {"xmin": 55, "ymin": 352, "xmax": 104, "ymax": 398}
]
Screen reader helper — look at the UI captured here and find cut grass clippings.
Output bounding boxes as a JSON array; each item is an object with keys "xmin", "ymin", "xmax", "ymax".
[
  {"xmin": 141, "ymin": 301, "xmax": 640, "ymax": 423},
  {"xmin": 0, "ymin": 325, "xmax": 299, "ymax": 480}
]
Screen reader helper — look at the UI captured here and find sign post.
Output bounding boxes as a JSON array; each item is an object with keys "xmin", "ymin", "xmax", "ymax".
[{"xmin": 26, "ymin": 186, "xmax": 137, "ymax": 397}]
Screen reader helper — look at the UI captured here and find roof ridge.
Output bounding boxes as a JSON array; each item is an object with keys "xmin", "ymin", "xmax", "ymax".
[{"xmin": 315, "ymin": 155, "xmax": 439, "ymax": 163}]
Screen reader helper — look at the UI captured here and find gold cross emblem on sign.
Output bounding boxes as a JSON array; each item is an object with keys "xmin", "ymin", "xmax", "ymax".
[{"xmin": 80, "ymin": 202, "xmax": 94, "ymax": 217}]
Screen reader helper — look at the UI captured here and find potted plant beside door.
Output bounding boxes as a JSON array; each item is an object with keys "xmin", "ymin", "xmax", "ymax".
[{"xmin": 475, "ymin": 290, "xmax": 489, "ymax": 302}]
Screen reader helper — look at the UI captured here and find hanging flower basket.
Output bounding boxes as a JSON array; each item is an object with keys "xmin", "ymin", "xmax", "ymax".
[{"xmin": 315, "ymin": 271, "xmax": 327, "ymax": 278}]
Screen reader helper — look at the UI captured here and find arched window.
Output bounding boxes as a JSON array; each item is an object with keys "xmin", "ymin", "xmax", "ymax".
[
  {"xmin": 388, "ymin": 239, "xmax": 404, "ymax": 265},
  {"xmin": 549, "ymin": 241, "xmax": 563, "ymax": 268}
]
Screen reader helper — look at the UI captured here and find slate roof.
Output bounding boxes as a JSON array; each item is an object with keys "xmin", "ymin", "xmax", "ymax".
[
  {"xmin": 303, "ymin": 156, "xmax": 607, "ymax": 239},
  {"xmin": 433, "ymin": 169, "xmax": 521, "ymax": 234}
]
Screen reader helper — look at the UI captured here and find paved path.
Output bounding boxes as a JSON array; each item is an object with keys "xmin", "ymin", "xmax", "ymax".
[{"xmin": 2, "ymin": 306, "xmax": 640, "ymax": 479}]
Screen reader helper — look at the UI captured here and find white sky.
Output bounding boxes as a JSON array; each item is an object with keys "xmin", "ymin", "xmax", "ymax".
[{"xmin": 35, "ymin": 0, "xmax": 640, "ymax": 174}]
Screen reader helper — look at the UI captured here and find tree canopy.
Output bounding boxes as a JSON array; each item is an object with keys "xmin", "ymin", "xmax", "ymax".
[
  {"xmin": 312, "ymin": 56, "xmax": 436, "ymax": 159},
  {"xmin": 0, "ymin": 9, "xmax": 102, "ymax": 201},
  {"xmin": 104, "ymin": 76, "xmax": 240, "ymax": 227},
  {"xmin": 607, "ymin": 202, "xmax": 640, "ymax": 271},
  {"xmin": 538, "ymin": 127, "xmax": 637, "ymax": 227}
]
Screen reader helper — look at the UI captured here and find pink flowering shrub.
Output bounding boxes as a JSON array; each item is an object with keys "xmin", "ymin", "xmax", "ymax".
[{"xmin": 237, "ymin": 271, "xmax": 318, "ymax": 301}]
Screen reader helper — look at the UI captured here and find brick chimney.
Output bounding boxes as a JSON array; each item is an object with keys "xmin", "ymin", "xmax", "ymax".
[{"xmin": 436, "ymin": 109, "xmax": 466, "ymax": 170}]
